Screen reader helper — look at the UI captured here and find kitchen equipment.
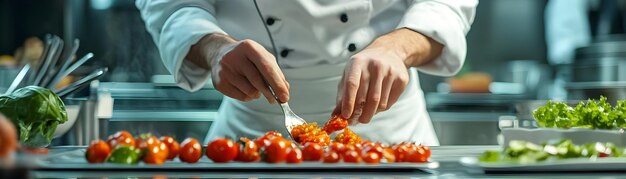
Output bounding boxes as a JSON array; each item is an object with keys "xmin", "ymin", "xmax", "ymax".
[
  {"xmin": 55, "ymin": 67, "xmax": 107, "ymax": 98},
  {"xmin": 45, "ymin": 39, "xmax": 80, "ymax": 89},
  {"xmin": 33, "ymin": 35, "xmax": 62, "ymax": 86},
  {"xmin": 53, "ymin": 104, "xmax": 79, "ymax": 138},
  {"xmin": 38, "ymin": 149, "xmax": 438, "ymax": 172},
  {"xmin": 48, "ymin": 52, "xmax": 94, "ymax": 90},
  {"xmin": 4, "ymin": 64, "xmax": 30, "ymax": 95},
  {"xmin": 268, "ymin": 85, "xmax": 306, "ymax": 140},
  {"xmin": 461, "ymin": 156, "xmax": 626, "ymax": 173}
]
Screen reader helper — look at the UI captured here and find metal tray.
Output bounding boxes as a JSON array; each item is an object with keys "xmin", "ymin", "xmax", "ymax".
[
  {"xmin": 35, "ymin": 149, "xmax": 438, "ymax": 173},
  {"xmin": 461, "ymin": 156, "xmax": 626, "ymax": 173}
]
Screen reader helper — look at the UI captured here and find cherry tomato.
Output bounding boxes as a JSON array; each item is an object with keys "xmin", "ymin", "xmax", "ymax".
[
  {"xmin": 179, "ymin": 138, "xmax": 202, "ymax": 163},
  {"xmin": 144, "ymin": 141, "xmax": 170, "ymax": 165},
  {"xmin": 344, "ymin": 144, "xmax": 362, "ymax": 155},
  {"xmin": 322, "ymin": 115, "xmax": 348, "ymax": 134},
  {"xmin": 264, "ymin": 139, "xmax": 288, "ymax": 163},
  {"xmin": 302, "ymin": 143, "xmax": 324, "ymax": 161},
  {"xmin": 206, "ymin": 138, "xmax": 239, "ymax": 163},
  {"xmin": 235, "ymin": 137, "xmax": 260, "ymax": 162},
  {"xmin": 255, "ymin": 131, "xmax": 283, "ymax": 147},
  {"xmin": 392, "ymin": 143, "xmax": 411, "ymax": 162},
  {"xmin": 362, "ymin": 152, "xmax": 381, "ymax": 164},
  {"xmin": 286, "ymin": 147, "xmax": 303, "ymax": 163},
  {"xmin": 290, "ymin": 123, "xmax": 331, "ymax": 146},
  {"xmin": 419, "ymin": 144, "xmax": 431, "ymax": 159},
  {"xmin": 406, "ymin": 148, "xmax": 428, "ymax": 163},
  {"xmin": 342, "ymin": 150, "xmax": 361, "ymax": 163},
  {"xmin": 329, "ymin": 142, "xmax": 346, "ymax": 154},
  {"xmin": 137, "ymin": 136, "xmax": 159, "ymax": 151},
  {"xmin": 160, "ymin": 136, "xmax": 180, "ymax": 160},
  {"xmin": 0, "ymin": 114, "xmax": 17, "ymax": 158},
  {"xmin": 323, "ymin": 151, "xmax": 341, "ymax": 163},
  {"xmin": 363, "ymin": 144, "xmax": 384, "ymax": 157},
  {"xmin": 85, "ymin": 140, "xmax": 111, "ymax": 163},
  {"xmin": 107, "ymin": 131, "xmax": 136, "ymax": 148},
  {"xmin": 382, "ymin": 147, "xmax": 396, "ymax": 163}
]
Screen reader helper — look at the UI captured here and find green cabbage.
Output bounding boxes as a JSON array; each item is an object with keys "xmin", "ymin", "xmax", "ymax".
[{"xmin": 0, "ymin": 86, "xmax": 67, "ymax": 148}]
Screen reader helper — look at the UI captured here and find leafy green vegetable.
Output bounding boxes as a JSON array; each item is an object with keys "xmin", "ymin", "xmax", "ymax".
[
  {"xmin": 480, "ymin": 140, "xmax": 623, "ymax": 163},
  {"xmin": 533, "ymin": 96, "xmax": 626, "ymax": 129},
  {"xmin": 0, "ymin": 86, "xmax": 67, "ymax": 148}
]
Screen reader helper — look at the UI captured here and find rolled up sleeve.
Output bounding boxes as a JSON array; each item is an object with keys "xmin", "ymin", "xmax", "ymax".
[
  {"xmin": 397, "ymin": 0, "xmax": 477, "ymax": 76},
  {"xmin": 136, "ymin": 0, "xmax": 225, "ymax": 91}
]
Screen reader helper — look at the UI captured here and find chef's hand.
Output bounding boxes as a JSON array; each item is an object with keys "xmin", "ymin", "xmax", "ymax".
[
  {"xmin": 186, "ymin": 33, "xmax": 289, "ymax": 104},
  {"xmin": 334, "ymin": 28, "xmax": 443, "ymax": 124}
]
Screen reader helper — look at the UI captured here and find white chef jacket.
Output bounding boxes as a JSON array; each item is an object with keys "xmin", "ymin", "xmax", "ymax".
[{"xmin": 136, "ymin": 0, "xmax": 477, "ymax": 145}]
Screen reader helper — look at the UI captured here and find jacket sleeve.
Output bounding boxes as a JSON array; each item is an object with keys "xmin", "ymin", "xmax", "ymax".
[
  {"xmin": 136, "ymin": 0, "xmax": 225, "ymax": 91},
  {"xmin": 397, "ymin": 0, "xmax": 478, "ymax": 76}
]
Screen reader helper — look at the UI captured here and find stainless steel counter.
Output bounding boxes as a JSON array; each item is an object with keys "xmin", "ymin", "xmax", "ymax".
[{"xmin": 28, "ymin": 145, "xmax": 626, "ymax": 178}]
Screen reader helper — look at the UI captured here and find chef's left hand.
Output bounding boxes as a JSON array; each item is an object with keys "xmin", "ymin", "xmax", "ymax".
[{"xmin": 333, "ymin": 28, "xmax": 443, "ymax": 124}]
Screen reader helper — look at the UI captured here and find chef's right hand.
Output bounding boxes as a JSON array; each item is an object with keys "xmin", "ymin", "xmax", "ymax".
[{"xmin": 210, "ymin": 39, "xmax": 289, "ymax": 104}]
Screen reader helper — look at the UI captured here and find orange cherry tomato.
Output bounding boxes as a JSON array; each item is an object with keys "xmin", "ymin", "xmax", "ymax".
[
  {"xmin": 160, "ymin": 136, "xmax": 180, "ymax": 160},
  {"xmin": 206, "ymin": 138, "xmax": 239, "ymax": 163},
  {"xmin": 322, "ymin": 115, "xmax": 348, "ymax": 134},
  {"xmin": 342, "ymin": 150, "xmax": 361, "ymax": 163},
  {"xmin": 286, "ymin": 147, "xmax": 303, "ymax": 163},
  {"xmin": 362, "ymin": 151, "xmax": 381, "ymax": 164},
  {"xmin": 302, "ymin": 143, "xmax": 324, "ymax": 161},
  {"xmin": 85, "ymin": 140, "xmax": 111, "ymax": 163},
  {"xmin": 290, "ymin": 123, "xmax": 331, "ymax": 146},
  {"xmin": 363, "ymin": 143, "xmax": 384, "ymax": 157},
  {"xmin": 106, "ymin": 131, "xmax": 136, "ymax": 148},
  {"xmin": 392, "ymin": 143, "xmax": 411, "ymax": 162},
  {"xmin": 263, "ymin": 139, "xmax": 289, "ymax": 163},
  {"xmin": 235, "ymin": 137, "xmax": 260, "ymax": 162},
  {"xmin": 144, "ymin": 141, "xmax": 170, "ymax": 165},
  {"xmin": 323, "ymin": 151, "xmax": 341, "ymax": 163},
  {"xmin": 179, "ymin": 138, "xmax": 202, "ymax": 163}
]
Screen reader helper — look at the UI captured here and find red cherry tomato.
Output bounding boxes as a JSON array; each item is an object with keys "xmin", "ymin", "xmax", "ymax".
[
  {"xmin": 302, "ymin": 143, "xmax": 324, "ymax": 161},
  {"xmin": 382, "ymin": 147, "xmax": 396, "ymax": 163},
  {"xmin": 363, "ymin": 144, "xmax": 384, "ymax": 157},
  {"xmin": 286, "ymin": 147, "xmax": 303, "ymax": 163},
  {"xmin": 342, "ymin": 150, "xmax": 361, "ymax": 163},
  {"xmin": 323, "ymin": 151, "xmax": 341, "ymax": 163},
  {"xmin": 362, "ymin": 152, "xmax": 381, "ymax": 164},
  {"xmin": 329, "ymin": 142, "xmax": 346, "ymax": 154},
  {"xmin": 179, "ymin": 138, "xmax": 202, "ymax": 163},
  {"xmin": 106, "ymin": 131, "xmax": 136, "ymax": 148},
  {"xmin": 406, "ymin": 148, "xmax": 428, "ymax": 163},
  {"xmin": 255, "ymin": 131, "xmax": 283, "ymax": 147},
  {"xmin": 264, "ymin": 139, "xmax": 289, "ymax": 163},
  {"xmin": 86, "ymin": 140, "xmax": 111, "ymax": 163},
  {"xmin": 160, "ymin": 136, "xmax": 180, "ymax": 160},
  {"xmin": 419, "ymin": 144, "xmax": 431, "ymax": 159},
  {"xmin": 206, "ymin": 138, "xmax": 240, "ymax": 163}
]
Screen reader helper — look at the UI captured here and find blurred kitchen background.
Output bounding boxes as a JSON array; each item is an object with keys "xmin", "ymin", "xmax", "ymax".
[{"xmin": 1, "ymin": 0, "xmax": 626, "ymax": 146}]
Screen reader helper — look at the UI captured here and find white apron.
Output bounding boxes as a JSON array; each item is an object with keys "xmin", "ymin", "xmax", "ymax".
[{"xmin": 205, "ymin": 63, "xmax": 439, "ymax": 146}]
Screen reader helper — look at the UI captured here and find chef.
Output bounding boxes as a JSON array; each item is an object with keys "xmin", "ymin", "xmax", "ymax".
[{"xmin": 136, "ymin": 0, "xmax": 477, "ymax": 146}]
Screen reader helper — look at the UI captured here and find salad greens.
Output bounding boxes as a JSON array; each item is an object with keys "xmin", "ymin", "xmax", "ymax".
[
  {"xmin": 533, "ymin": 96, "xmax": 626, "ymax": 129},
  {"xmin": 0, "ymin": 86, "xmax": 67, "ymax": 148},
  {"xmin": 480, "ymin": 140, "xmax": 624, "ymax": 163}
]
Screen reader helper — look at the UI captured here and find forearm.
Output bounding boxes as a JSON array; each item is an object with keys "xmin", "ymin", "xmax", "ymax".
[
  {"xmin": 365, "ymin": 28, "xmax": 443, "ymax": 68},
  {"xmin": 185, "ymin": 33, "xmax": 237, "ymax": 70}
]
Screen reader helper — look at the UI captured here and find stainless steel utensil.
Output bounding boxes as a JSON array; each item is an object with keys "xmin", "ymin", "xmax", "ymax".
[
  {"xmin": 55, "ymin": 67, "xmax": 107, "ymax": 98},
  {"xmin": 40, "ymin": 36, "xmax": 64, "ymax": 86},
  {"xmin": 4, "ymin": 64, "xmax": 31, "ymax": 95},
  {"xmin": 34, "ymin": 36, "xmax": 61, "ymax": 86},
  {"xmin": 49, "ymin": 52, "xmax": 94, "ymax": 89},
  {"xmin": 46, "ymin": 39, "xmax": 79, "ymax": 89},
  {"xmin": 268, "ymin": 86, "xmax": 306, "ymax": 140}
]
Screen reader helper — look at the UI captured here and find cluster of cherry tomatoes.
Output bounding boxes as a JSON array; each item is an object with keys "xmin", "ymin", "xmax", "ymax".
[
  {"xmin": 291, "ymin": 115, "xmax": 361, "ymax": 146},
  {"xmin": 204, "ymin": 131, "xmax": 431, "ymax": 164},
  {"xmin": 85, "ymin": 131, "xmax": 202, "ymax": 165}
]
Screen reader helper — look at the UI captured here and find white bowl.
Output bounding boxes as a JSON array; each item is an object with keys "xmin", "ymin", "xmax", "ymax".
[{"xmin": 53, "ymin": 105, "xmax": 79, "ymax": 138}]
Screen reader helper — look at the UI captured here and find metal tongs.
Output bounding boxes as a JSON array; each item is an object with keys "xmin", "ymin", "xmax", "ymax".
[{"xmin": 268, "ymin": 85, "xmax": 306, "ymax": 140}]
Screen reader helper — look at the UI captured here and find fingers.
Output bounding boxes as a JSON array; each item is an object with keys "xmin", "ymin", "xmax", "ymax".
[
  {"xmin": 239, "ymin": 60, "xmax": 277, "ymax": 104},
  {"xmin": 349, "ymin": 76, "xmax": 369, "ymax": 124},
  {"xmin": 387, "ymin": 78, "xmax": 407, "ymax": 108},
  {"xmin": 358, "ymin": 68, "xmax": 383, "ymax": 124},
  {"xmin": 241, "ymin": 40, "xmax": 290, "ymax": 103},
  {"xmin": 341, "ymin": 64, "xmax": 362, "ymax": 119},
  {"xmin": 215, "ymin": 77, "xmax": 254, "ymax": 101},
  {"xmin": 378, "ymin": 77, "xmax": 393, "ymax": 112}
]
